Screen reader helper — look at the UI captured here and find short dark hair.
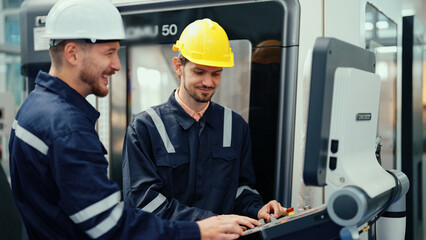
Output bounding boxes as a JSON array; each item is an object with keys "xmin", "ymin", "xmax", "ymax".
[
  {"xmin": 178, "ymin": 53, "xmax": 188, "ymax": 66},
  {"xmin": 49, "ymin": 40, "xmax": 92, "ymax": 68},
  {"xmin": 49, "ymin": 40, "xmax": 67, "ymax": 67}
]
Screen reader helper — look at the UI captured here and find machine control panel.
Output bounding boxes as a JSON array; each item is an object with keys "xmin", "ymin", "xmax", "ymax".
[{"xmin": 241, "ymin": 205, "xmax": 341, "ymax": 240}]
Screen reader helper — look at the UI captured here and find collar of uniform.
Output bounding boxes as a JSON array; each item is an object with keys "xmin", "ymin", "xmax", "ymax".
[
  {"xmin": 174, "ymin": 88, "xmax": 209, "ymax": 121},
  {"xmin": 168, "ymin": 91, "xmax": 196, "ymax": 130},
  {"xmin": 167, "ymin": 91, "xmax": 221, "ymax": 131},
  {"xmin": 35, "ymin": 71, "xmax": 100, "ymax": 124}
]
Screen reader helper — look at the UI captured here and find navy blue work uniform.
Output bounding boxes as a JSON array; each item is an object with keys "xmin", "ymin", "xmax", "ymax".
[
  {"xmin": 9, "ymin": 71, "xmax": 199, "ymax": 240},
  {"xmin": 122, "ymin": 91, "xmax": 264, "ymax": 221}
]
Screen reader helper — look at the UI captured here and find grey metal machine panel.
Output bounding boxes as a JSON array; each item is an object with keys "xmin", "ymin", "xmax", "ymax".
[
  {"xmin": 20, "ymin": 0, "xmax": 57, "ymax": 91},
  {"xmin": 273, "ymin": 0, "xmax": 300, "ymax": 207},
  {"xmin": 20, "ymin": 0, "xmax": 56, "ymax": 65}
]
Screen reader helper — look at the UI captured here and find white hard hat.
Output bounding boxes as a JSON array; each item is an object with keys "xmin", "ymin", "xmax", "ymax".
[{"xmin": 43, "ymin": 0, "xmax": 126, "ymax": 44}]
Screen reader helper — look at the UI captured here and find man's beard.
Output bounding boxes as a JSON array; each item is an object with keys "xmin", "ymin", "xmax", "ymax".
[
  {"xmin": 183, "ymin": 83, "xmax": 214, "ymax": 103},
  {"xmin": 80, "ymin": 62, "xmax": 109, "ymax": 97},
  {"xmin": 182, "ymin": 74, "xmax": 215, "ymax": 103}
]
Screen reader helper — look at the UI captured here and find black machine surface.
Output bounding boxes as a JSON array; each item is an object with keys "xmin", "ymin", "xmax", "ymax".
[{"xmin": 240, "ymin": 205, "xmax": 340, "ymax": 240}]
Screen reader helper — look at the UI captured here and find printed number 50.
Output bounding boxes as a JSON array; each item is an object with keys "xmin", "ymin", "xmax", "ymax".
[{"xmin": 162, "ymin": 24, "xmax": 178, "ymax": 36}]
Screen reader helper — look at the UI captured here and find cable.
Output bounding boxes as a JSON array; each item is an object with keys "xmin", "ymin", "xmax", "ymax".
[{"xmin": 358, "ymin": 170, "xmax": 400, "ymax": 234}]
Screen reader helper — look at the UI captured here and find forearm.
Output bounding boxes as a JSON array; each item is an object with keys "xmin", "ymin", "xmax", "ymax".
[{"xmin": 128, "ymin": 186, "xmax": 216, "ymax": 221}]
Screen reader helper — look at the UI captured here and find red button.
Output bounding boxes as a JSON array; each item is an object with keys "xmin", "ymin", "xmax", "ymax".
[{"xmin": 286, "ymin": 207, "xmax": 294, "ymax": 213}]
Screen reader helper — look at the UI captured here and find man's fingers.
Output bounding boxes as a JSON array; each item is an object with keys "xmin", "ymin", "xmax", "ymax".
[
  {"xmin": 267, "ymin": 200, "xmax": 287, "ymax": 217},
  {"xmin": 198, "ymin": 215, "xmax": 261, "ymax": 240},
  {"xmin": 259, "ymin": 212, "xmax": 270, "ymax": 221},
  {"xmin": 281, "ymin": 207, "xmax": 289, "ymax": 216},
  {"xmin": 258, "ymin": 201, "xmax": 289, "ymax": 221},
  {"xmin": 235, "ymin": 217, "xmax": 261, "ymax": 228},
  {"xmin": 225, "ymin": 215, "xmax": 261, "ymax": 228},
  {"xmin": 220, "ymin": 222, "xmax": 244, "ymax": 235},
  {"xmin": 274, "ymin": 204, "xmax": 284, "ymax": 217}
]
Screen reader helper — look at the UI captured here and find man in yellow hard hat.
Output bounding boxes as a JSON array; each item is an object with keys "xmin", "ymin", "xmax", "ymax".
[
  {"xmin": 123, "ymin": 18, "xmax": 287, "ymax": 222},
  {"xmin": 9, "ymin": 1, "xmax": 259, "ymax": 239}
]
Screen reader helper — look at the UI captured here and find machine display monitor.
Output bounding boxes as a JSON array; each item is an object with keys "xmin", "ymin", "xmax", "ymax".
[{"xmin": 303, "ymin": 37, "xmax": 376, "ymax": 186}]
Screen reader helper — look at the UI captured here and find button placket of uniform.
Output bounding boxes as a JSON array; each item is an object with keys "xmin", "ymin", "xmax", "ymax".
[
  {"xmin": 187, "ymin": 121, "xmax": 201, "ymax": 204},
  {"xmin": 196, "ymin": 120, "xmax": 211, "ymax": 203}
]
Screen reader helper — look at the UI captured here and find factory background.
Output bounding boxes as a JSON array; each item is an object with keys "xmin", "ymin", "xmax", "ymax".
[{"xmin": 2, "ymin": 0, "xmax": 426, "ymax": 239}]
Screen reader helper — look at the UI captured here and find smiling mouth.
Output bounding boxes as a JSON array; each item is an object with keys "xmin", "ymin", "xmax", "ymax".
[
  {"xmin": 101, "ymin": 75, "xmax": 110, "ymax": 85},
  {"xmin": 197, "ymin": 87, "xmax": 214, "ymax": 93}
]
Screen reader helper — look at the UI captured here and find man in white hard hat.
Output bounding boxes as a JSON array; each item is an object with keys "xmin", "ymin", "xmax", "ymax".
[
  {"xmin": 9, "ymin": 1, "xmax": 259, "ymax": 239},
  {"xmin": 122, "ymin": 19, "xmax": 288, "ymax": 222}
]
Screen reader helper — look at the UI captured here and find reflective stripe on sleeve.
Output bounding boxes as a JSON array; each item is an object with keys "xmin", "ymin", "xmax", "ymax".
[
  {"xmin": 223, "ymin": 107, "xmax": 232, "ymax": 147},
  {"xmin": 70, "ymin": 191, "xmax": 121, "ymax": 224},
  {"xmin": 12, "ymin": 120, "xmax": 49, "ymax": 155},
  {"xmin": 236, "ymin": 185, "xmax": 260, "ymax": 199},
  {"xmin": 141, "ymin": 193, "xmax": 167, "ymax": 213},
  {"xmin": 85, "ymin": 202, "xmax": 124, "ymax": 239},
  {"xmin": 146, "ymin": 108, "xmax": 176, "ymax": 153}
]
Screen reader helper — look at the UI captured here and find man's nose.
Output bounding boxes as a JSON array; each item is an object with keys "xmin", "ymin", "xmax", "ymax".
[
  {"xmin": 201, "ymin": 75, "xmax": 214, "ymax": 87},
  {"xmin": 111, "ymin": 54, "xmax": 121, "ymax": 71}
]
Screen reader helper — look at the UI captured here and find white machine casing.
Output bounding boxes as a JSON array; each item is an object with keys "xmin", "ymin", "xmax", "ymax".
[{"xmin": 325, "ymin": 67, "xmax": 395, "ymax": 199}]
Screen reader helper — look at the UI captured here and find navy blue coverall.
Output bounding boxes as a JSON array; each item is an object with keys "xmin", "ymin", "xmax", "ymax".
[
  {"xmin": 9, "ymin": 71, "xmax": 199, "ymax": 239},
  {"xmin": 122, "ymin": 91, "xmax": 264, "ymax": 221}
]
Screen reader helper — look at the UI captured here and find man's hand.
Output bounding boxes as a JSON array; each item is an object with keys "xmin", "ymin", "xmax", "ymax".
[
  {"xmin": 257, "ymin": 200, "xmax": 288, "ymax": 221},
  {"xmin": 197, "ymin": 215, "xmax": 261, "ymax": 240}
]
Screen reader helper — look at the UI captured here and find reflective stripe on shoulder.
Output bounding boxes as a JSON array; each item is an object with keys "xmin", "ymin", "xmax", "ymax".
[
  {"xmin": 223, "ymin": 107, "xmax": 232, "ymax": 147},
  {"xmin": 70, "ymin": 191, "xmax": 121, "ymax": 224},
  {"xmin": 141, "ymin": 193, "xmax": 167, "ymax": 213},
  {"xmin": 85, "ymin": 202, "xmax": 124, "ymax": 239},
  {"xmin": 145, "ymin": 108, "xmax": 176, "ymax": 153},
  {"xmin": 12, "ymin": 120, "xmax": 49, "ymax": 155},
  {"xmin": 236, "ymin": 185, "xmax": 260, "ymax": 199}
]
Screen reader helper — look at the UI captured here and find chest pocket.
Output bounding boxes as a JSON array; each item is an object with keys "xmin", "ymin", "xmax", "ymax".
[
  {"xmin": 211, "ymin": 147, "xmax": 237, "ymax": 189},
  {"xmin": 156, "ymin": 153, "xmax": 190, "ymax": 196}
]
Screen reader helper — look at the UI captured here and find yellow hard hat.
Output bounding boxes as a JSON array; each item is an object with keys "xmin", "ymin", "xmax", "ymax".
[{"xmin": 173, "ymin": 18, "xmax": 234, "ymax": 67}]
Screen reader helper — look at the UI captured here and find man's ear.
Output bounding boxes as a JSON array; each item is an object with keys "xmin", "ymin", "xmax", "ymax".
[
  {"xmin": 172, "ymin": 57, "xmax": 183, "ymax": 76},
  {"xmin": 63, "ymin": 42, "xmax": 80, "ymax": 66}
]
